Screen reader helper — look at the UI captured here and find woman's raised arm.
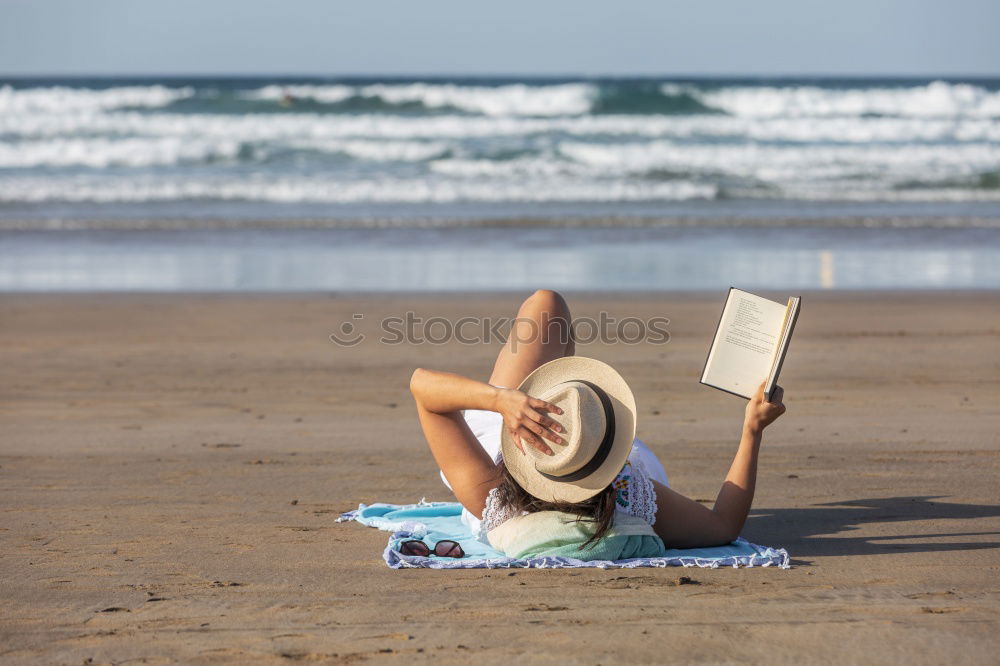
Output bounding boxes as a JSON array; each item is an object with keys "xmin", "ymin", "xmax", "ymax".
[
  {"xmin": 409, "ymin": 368, "xmax": 562, "ymax": 517},
  {"xmin": 409, "ymin": 368, "xmax": 501, "ymax": 415},
  {"xmin": 651, "ymin": 382, "xmax": 786, "ymax": 548}
]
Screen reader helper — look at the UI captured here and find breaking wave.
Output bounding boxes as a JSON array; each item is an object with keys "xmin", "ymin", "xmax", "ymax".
[
  {"xmin": 1, "ymin": 77, "xmax": 998, "ymax": 213},
  {"xmin": 241, "ymin": 82, "xmax": 596, "ymax": 116},
  {"xmin": 0, "ymin": 84, "xmax": 194, "ymax": 113},
  {"xmin": 0, "ymin": 175, "xmax": 718, "ymax": 204}
]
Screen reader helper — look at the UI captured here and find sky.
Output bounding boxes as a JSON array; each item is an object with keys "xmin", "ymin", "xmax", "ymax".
[{"xmin": 1, "ymin": 0, "xmax": 998, "ymax": 77}]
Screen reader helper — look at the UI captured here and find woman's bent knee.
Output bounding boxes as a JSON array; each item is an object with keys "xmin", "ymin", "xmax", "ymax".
[{"xmin": 524, "ymin": 289, "xmax": 568, "ymax": 314}]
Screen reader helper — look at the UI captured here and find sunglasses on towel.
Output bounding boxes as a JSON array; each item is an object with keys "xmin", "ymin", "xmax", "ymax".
[{"xmin": 398, "ymin": 539, "xmax": 465, "ymax": 558}]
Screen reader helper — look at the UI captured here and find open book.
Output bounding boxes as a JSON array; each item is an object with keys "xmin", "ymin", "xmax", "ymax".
[{"xmin": 701, "ymin": 288, "xmax": 801, "ymax": 401}]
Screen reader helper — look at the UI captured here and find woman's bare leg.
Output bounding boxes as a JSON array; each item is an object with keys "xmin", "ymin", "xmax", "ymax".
[{"xmin": 489, "ymin": 289, "xmax": 575, "ymax": 389}]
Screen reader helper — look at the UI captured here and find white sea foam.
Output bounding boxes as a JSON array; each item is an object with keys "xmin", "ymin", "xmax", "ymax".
[
  {"xmin": 0, "ymin": 175, "xmax": 717, "ymax": 204},
  {"xmin": 0, "ymin": 85, "xmax": 194, "ymax": 113},
  {"xmin": 296, "ymin": 139, "xmax": 451, "ymax": 162},
  {"xmin": 241, "ymin": 84, "xmax": 355, "ymax": 104},
  {"xmin": 240, "ymin": 82, "xmax": 596, "ymax": 116},
  {"xmin": 0, "ymin": 137, "xmax": 243, "ymax": 168},
  {"xmin": 8, "ymin": 81, "xmax": 993, "ymax": 121},
  {"xmin": 3, "ymin": 172, "xmax": 996, "ymax": 204},
  {"xmin": 247, "ymin": 81, "xmax": 1000, "ymax": 119},
  {"xmin": 429, "ymin": 156, "xmax": 587, "ymax": 178},
  {"xmin": 682, "ymin": 81, "xmax": 1000, "ymax": 119},
  {"xmin": 558, "ymin": 140, "xmax": 1000, "ymax": 183},
  {"xmin": 5, "ymin": 110, "xmax": 1000, "ymax": 145},
  {"xmin": 0, "ymin": 132, "xmax": 451, "ymax": 168},
  {"xmin": 357, "ymin": 83, "xmax": 595, "ymax": 116}
]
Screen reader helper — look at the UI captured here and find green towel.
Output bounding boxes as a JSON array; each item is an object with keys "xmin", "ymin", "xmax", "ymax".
[{"xmin": 487, "ymin": 510, "xmax": 665, "ymax": 560}]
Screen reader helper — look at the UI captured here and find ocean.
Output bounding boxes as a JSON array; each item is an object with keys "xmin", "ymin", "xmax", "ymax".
[
  {"xmin": 2, "ymin": 76, "xmax": 999, "ymax": 290},
  {"xmin": 3, "ymin": 75, "xmax": 1000, "ymax": 223}
]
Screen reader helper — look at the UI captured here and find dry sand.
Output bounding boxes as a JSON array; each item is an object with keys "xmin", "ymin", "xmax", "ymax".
[{"xmin": 1, "ymin": 291, "xmax": 999, "ymax": 664}]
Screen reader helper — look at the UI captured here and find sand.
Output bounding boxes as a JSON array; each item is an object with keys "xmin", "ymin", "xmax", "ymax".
[{"xmin": 1, "ymin": 291, "xmax": 999, "ymax": 664}]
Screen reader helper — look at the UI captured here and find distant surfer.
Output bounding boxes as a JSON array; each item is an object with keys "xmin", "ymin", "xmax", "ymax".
[{"xmin": 279, "ymin": 88, "xmax": 296, "ymax": 107}]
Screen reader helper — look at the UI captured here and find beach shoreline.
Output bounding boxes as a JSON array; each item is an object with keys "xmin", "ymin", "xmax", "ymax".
[
  {"xmin": 2, "ymin": 291, "xmax": 998, "ymax": 663},
  {"xmin": 4, "ymin": 223, "xmax": 1000, "ymax": 292}
]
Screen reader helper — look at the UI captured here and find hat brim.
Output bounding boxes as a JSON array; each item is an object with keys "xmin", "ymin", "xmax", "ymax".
[{"xmin": 500, "ymin": 356, "xmax": 637, "ymax": 504}]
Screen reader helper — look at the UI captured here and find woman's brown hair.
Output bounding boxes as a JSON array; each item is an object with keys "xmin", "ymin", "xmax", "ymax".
[{"xmin": 493, "ymin": 463, "xmax": 617, "ymax": 549}]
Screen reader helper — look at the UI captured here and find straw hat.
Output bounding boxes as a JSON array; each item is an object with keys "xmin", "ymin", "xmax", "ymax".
[{"xmin": 501, "ymin": 356, "xmax": 637, "ymax": 503}]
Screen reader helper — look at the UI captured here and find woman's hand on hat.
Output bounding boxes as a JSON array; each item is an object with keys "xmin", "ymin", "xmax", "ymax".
[
  {"xmin": 494, "ymin": 388, "xmax": 564, "ymax": 456},
  {"xmin": 744, "ymin": 382, "xmax": 786, "ymax": 434}
]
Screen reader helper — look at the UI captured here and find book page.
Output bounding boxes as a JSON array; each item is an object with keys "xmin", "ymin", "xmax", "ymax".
[
  {"xmin": 764, "ymin": 296, "xmax": 801, "ymax": 400},
  {"xmin": 701, "ymin": 289, "xmax": 789, "ymax": 398}
]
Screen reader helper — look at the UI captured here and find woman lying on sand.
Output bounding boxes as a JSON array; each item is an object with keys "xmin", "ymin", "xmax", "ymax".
[{"xmin": 409, "ymin": 290, "xmax": 786, "ymax": 559}]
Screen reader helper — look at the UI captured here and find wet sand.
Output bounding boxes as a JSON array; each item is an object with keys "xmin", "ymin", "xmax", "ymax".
[{"xmin": 1, "ymin": 291, "xmax": 999, "ymax": 664}]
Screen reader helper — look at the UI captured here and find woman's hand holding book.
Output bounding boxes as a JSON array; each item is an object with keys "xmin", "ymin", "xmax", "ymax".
[{"xmin": 744, "ymin": 382, "xmax": 786, "ymax": 435}]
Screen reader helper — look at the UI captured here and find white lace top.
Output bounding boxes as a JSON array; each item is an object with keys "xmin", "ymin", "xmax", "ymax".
[
  {"xmin": 446, "ymin": 408, "xmax": 667, "ymax": 544},
  {"xmin": 477, "ymin": 452, "xmax": 659, "ymax": 542}
]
